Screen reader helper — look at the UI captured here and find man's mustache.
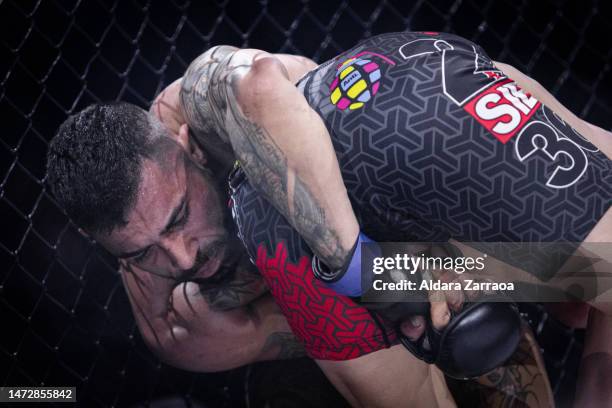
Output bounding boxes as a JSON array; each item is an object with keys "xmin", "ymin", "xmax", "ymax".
[
  {"xmin": 185, "ymin": 239, "xmax": 224, "ymax": 274},
  {"xmin": 181, "ymin": 237, "xmax": 242, "ymax": 285}
]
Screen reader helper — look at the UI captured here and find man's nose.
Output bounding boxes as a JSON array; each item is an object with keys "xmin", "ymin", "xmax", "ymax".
[{"xmin": 160, "ymin": 233, "xmax": 197, "ymax": 272}]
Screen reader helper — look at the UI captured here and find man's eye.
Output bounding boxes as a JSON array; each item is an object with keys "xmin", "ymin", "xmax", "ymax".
[
  {"xmin": 133, "ymin": 248, "xmax": 150, "ymax": 263},
  {"xmin": 173, "ymin": 204, "xmax": 190, "ymax": 229}
]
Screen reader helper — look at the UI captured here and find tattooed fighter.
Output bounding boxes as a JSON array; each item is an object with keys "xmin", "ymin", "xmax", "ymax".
[
  {"xmin": 46, "ymin": 56, "xmax": 457, "ymax": 408},
  {"xmin": 176, "ymin": 31, "xmax": 611, "ymax": 406},
  {"xmin": 47, "ymin": 30, "xmax": 611, "ymax": 406}
]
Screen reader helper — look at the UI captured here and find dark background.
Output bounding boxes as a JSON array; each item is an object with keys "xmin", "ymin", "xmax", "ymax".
[{"xmin": 1, "ymin": 0, "xmax": 610, "ymax": 407}]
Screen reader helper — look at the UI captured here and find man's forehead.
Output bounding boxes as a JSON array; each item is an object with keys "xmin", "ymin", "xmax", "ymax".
[
  {"xmin": 138, "ymin": 150, "xmax": 184, "ymax": 203},
  {"xmin": 101, "ymin": 148, "xmax": 186, "ymax": 252}
]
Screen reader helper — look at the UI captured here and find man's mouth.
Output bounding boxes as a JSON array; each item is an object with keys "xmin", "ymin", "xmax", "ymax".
[{"xmin": 183, "ymin": 237, "xmax": 246, "ymax": 284}]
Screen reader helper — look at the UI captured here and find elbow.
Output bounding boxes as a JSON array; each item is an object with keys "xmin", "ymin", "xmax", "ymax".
[{"xmin": 236, "ymin": 60, "xmax": 286, "ymax": 115}]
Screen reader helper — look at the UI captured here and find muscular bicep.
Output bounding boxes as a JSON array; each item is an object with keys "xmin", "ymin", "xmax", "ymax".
[
  {"xmin": 229, "ymin": 55, "xmax": 359, "ymax": 268},
  {"xmin": 182, "ymin": 45, "xmax": 358, "ymax": 267},
  {"xmin": 232, "ymin": 56, "xmax": 333, "ymax": 173}
]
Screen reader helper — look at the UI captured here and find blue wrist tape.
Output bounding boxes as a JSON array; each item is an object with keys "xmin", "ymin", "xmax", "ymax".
[{"xmin": 324, "ymin": 232, "xmax": 379, "ymax": 297}]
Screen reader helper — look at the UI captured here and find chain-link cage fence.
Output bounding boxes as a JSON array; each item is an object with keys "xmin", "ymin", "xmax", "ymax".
[{"xmin": 1, "ymin": 0, "xmax": 610, "ymax": 407}]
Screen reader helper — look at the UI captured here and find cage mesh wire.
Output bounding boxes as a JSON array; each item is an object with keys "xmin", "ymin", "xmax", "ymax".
[{"xmin": 1, "ymin": 0, "xmax": 610, "ymax": 407}]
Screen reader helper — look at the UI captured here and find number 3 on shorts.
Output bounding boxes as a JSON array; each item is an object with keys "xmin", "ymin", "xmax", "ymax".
[{"xmin": 515, "ymin": 120, "xmax": 589, "ymax": 189}]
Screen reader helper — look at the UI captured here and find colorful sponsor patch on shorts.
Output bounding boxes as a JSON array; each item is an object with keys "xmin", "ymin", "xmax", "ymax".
[{"xmin": 329, "ymin": 51, "xmax": 395, "ymax": 111}]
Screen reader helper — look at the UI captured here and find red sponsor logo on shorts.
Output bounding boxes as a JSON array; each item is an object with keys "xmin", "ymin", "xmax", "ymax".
[
  {"xmin": 483, "ymin": 70, "xmax": 504, "ymax": 80},
  {"xmin": 464, "ymin": 79, "xmax": 541, "ymax": 144}
]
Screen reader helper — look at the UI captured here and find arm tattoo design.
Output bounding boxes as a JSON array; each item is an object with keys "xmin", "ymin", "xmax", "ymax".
[
  {"xmin": 261, "ymin": 332, "xmax": 306, "ymax": 360},
  {"xmin": 179, "ymin": 46, "xmax": 238, "ymax": 168},
  {"xmin": 448, "ymin": 331, "xmax": 545, "ymax": 407},
  {"xmin": 226, "ymin": 119, "xmax": 349, "ymax": 270},
  {"xmin": 180, "ymin": 47, "xmax": 351, "ymax": 270}
]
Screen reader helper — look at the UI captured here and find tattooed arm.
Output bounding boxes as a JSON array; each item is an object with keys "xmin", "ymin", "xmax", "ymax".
[
  {"xmin": 180, "ymin": 46, "xmax": 359, "ymax": 270},
  {"xmin": 119, "ymin": 261, "xmax": 304, "ymax": 372},
  {"xmin": 460, "ymin": 326, "xmax": 554, "ymax": 407}
]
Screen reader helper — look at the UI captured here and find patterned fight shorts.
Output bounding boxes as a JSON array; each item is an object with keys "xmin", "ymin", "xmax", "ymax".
[{"xmin": 230, "ymin": 31, "xmax": 611, "ymax": 360}]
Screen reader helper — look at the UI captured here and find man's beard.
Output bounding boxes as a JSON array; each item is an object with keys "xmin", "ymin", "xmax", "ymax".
[
  {"xmin": 183, "ymin": 163, "xmax": 255, "ymax": 286},
  {"xmin": 186, "ymin": 236, "xmax": 254, "ymax": 288}
]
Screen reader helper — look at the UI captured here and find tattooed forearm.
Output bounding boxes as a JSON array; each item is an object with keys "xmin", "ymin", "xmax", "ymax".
[
  {"xmin": 261, "ymin": 332, "xmax": 306, "ymax": 360},
  {"xmin": 226, "ymin": 114, "xmax": 350, "ymax": 270},
  {"xmin": 179, "ymin": 47, "xmax": 353, "ymax": 270}
]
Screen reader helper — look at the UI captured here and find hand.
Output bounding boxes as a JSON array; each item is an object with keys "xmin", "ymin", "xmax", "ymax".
[
  {"xmin": 398, "ymin": 270, "xmax": 466, "ymax": 341},
  {"xmin": 394, "ymin": 256, "xmax": 522, "ymax": 379},
  {"xmin": 396, "ymin": 244, "xmax": 492, "ymax": 341}
]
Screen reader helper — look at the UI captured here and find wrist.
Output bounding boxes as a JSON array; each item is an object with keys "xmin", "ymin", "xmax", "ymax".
[{"xmin": 312, "ymin": 232, "xmax": 380, "ymax": 297}]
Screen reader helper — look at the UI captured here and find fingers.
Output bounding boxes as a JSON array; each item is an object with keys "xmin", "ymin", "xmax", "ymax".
[
  {"xmin": 443, "ymin": 278, "xmax": 465, "ymax": 313},
  {"xmin": 429, "ymin": 299, "xmax": 451, "ymax": 331},
  {"xmin": 427, "ymin": 276, "xmax": 451, "ymax": 330},
  {"xmin": 400, "ymin": 315, "xmax": 426, "ymax": 340},
  {"xmin": 429, "ymin": 269, "xmax": 464, "ymax": 328}
]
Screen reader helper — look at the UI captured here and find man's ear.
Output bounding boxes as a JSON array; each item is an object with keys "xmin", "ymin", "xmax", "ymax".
[{"xmin": 176, "ymin": 123, "xmax": 206, "ymax": 166}]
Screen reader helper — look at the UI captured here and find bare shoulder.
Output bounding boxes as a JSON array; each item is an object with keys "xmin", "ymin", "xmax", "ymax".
[
  {"xmin": 231, "ymin": 49, "xmax": 317, "ymax": 90},
  {"xmin": 494, "ymin": 61, "xmax": 565, "ymax": 111}
]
